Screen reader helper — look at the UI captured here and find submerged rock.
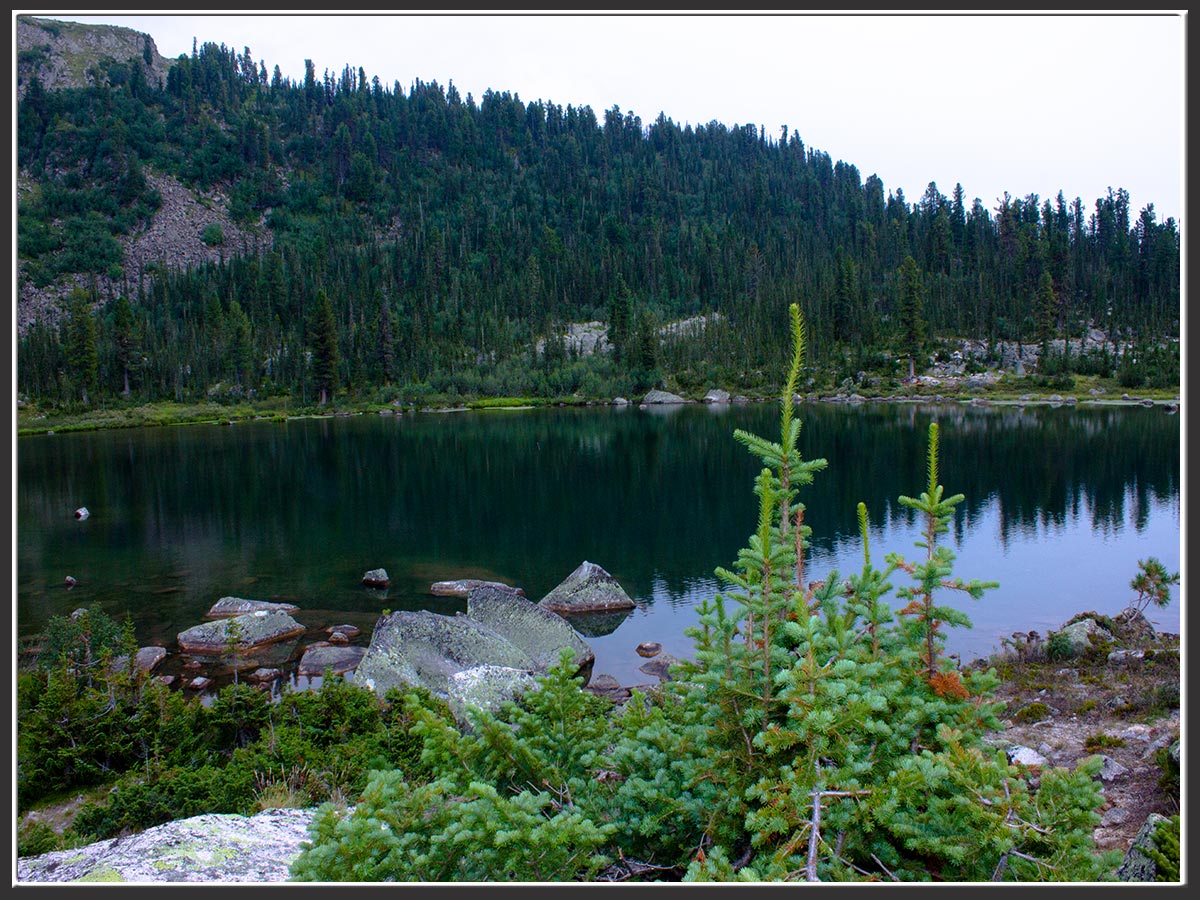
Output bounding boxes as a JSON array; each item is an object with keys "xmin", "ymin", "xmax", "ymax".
[
  {"xmin": 205, "ymin": 596, "xmax": 300, "ymax": 618},
  {"xmin": 177, "ymin": 610, "xmax": 306, "ymax": 655},
  {"xmin": 430, "ymin": 579, "xmax": 524, "ymax": 599},
  {"xmin": 538, "ymin": 561, "xmax": 637, "ymax": 614},
  {"xmin": 297, "ymin": 644, "xmax": 366, "ymax": 677}
]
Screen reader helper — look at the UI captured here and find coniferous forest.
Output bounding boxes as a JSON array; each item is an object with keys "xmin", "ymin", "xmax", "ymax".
[{"xmin": 16, "ymin": 35, "xmax": 1181, "ymax": 409}]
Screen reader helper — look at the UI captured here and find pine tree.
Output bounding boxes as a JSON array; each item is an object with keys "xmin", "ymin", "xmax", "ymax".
[
  {"xmin": 65, "ymin": 289, "xmax": 100, "ymax": 405},
  {"xmin": 309, "ymin": 289, "xmax": 339, "ymax": 405}
]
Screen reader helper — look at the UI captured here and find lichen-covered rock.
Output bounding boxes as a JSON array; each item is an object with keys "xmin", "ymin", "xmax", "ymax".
[
  {"xmin": 446, "ymin": 665, "xmax": 539, "ymax": 725},
  {"xmin": 16, "ymin": 808, "xmax": 317, "ymax": 883},
  {"xmin": 538, "ymin": 561, "xmax": 636, "ymax": 614},
  {"xmin": 356, "ymin": 610, "xmax": 535, "ymax": 698},
  {"xmin": 176, "ymin": 610, "xmax": 306, "ymax": 654},
  {"xmin": 641, "ymin": 389, "xmax": 688, "ymax": 404},
  {"xmin": 1052, "ymin": 617, "xmax": 1114, "ymax": 657},
  {"xmin": 702, "ymin": 388, "xmax": 731, "ymax": 404},
  {"xmin": 430, "ymin": 579, "xmax": 524, "ymax": 599},
  {"xmin": 467, "ymin": 584, "xmax": 593, "ymax": 673},
  {"xmin": 206, "ymin": 597, "xmax": 300, "ymax": 618},
  {"xmin": 1116, "ymin": 813, "xmax": 1172, "ymax": 881},
  {"xmin": 296, "ymin": 644, "xmax": 366, "ymax": 677}
]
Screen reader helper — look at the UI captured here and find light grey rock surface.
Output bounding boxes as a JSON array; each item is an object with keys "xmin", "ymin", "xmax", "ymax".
[
  {"xmin": 447, "ymin": 665, "xmax": 539, "ymax": 724},
  {"xmin": 16, "ymin": 808, "xmax": 317, "ymax": 883}
]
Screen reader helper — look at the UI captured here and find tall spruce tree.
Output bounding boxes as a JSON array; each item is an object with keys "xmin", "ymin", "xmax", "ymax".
[{"xmin": 309, "ymin": 289, "xmax": 339, "ymax": 405}]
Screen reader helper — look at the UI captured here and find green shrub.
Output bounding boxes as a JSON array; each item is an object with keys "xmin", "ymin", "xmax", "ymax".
[
  {"xmin": 17, "ymin": 820, "xmax": 64, "ymax": 857},
  {"xmin": 1014, "ymin": 702, "xmax": 1051, "ymax": 724}
]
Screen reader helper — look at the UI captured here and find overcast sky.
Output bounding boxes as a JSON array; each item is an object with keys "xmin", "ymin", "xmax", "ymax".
[{"xmin": 28, "ymin": 11, "xmax": 1186, "ymax": 225}]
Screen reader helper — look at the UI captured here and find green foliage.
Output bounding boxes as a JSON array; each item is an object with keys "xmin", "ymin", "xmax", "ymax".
[
  {"xmin": 291, "ymin": 652, "xmax": 617, "ymax": 881},
  {"xmin": 17, "ymin": 820, "xmax": 66, "ymax": 857},
  {"xmin": 1146, "ymin": 815, "xmax": 1180, "ymax": 882},
  {"xmin": 201, "ymin": 222, "xmax": 225, "ymax": 246},
  {"xmin": 1127, "ymin": 557, "xmax": 1179, "ymax": 614},
  {"xmin": 15, "ymin": 52, "xmax": 1179, "ymax": 407},
  {"xmin": 1014, "ymin": 702, "xmax": 1050, "ymax": 724}
]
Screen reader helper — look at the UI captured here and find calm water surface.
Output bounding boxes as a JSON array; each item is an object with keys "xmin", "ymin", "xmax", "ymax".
[{"xmin": 16, "ymin": 402, "xmax": 1181, "ymax": 686}]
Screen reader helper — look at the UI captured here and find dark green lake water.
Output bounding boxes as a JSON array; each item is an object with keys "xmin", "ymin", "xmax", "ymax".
[{"xmin": 16, "ymin": 401, "xmax": 1181, "ymax": 686}]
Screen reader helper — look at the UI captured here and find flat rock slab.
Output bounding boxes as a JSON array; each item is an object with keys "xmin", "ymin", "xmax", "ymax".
[
  {"xmin": 16, "ymin": 808, "xmax": 317, "ymax": 883},
  {"xmin": 538, "ymin": 561, "xmax": 637, "ymax": 614},
  {"xmin": 431, "ymin": 579, "xmax": 525, "ymax": 598},
  {"xmin": 177, "ymin": 610, "xmax": 306, "ymax": 655},
  {"xmin": 297, "ymin": 644, "xmax": 366, "ymax": 677},
  {"xmin": 206, "ymin": 597, "xmax": 299, "ymax": 618},
  {"xmin": 467, "ymin": 584, "xmax": 593, "ymax": 673}
]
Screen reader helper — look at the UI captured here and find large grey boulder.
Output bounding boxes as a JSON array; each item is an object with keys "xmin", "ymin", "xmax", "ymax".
[
  {"xmin": 702, "ymin": 388, "xmax": 731, "ymax": 404},
  {"xmin": 538, "ymin": 561, "xmax": 637, "ymax": 614},
  {"xmin": 467, "ymin": 584, "xmax": 593, "ymax": 673},
  {"xmin": 641, "ymin": 389, "xmax": 688, "ymax": 405},
  {"xmin": 177, "ymin": 610, "xmax": 306, "ymax": 655},
  {"xmin": 16, "ymin": 808, "xmax": 316, "ymax": 883},
  {"xmin": 205, "ymin": 596, "xmax": 299, "ymax": 618},
  {"xmin": 356, "ymin": 610, "xmax": 535, "ymax": 698}
]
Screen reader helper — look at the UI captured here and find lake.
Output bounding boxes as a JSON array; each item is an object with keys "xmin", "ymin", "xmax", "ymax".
[{"xmin": 15, "ymin": 401, "xmax": 1181, "ymax": 688}]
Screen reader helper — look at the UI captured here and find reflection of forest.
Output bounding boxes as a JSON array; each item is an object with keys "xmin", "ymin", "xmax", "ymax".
[{"xmin": 16, "ymin": 404, "xmax": 1179, "ymax": 634}]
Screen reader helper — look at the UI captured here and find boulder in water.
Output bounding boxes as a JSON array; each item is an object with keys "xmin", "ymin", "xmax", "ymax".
[{"xmin": 538, "ymin": 561, "xmax": 636, "ymax": 614}]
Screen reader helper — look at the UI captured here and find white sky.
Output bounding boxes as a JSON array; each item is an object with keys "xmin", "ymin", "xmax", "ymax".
[{"xmin": 19, "ymin": 11, "xmax": 1187, "ymax": 225}]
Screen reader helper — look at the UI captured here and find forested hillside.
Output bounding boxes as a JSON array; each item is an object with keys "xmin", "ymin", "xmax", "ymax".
[{"xmin": 15, "ymin": 21, "xmax": 1181, "ymax": 407}]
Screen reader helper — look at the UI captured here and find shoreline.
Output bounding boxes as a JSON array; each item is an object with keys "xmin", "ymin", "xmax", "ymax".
[{"xmin": 14, "ymin": 387, "xmax": 1183, "ymax": 437}]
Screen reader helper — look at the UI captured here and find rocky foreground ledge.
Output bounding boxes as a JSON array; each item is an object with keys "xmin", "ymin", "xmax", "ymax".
[{"xmin": 16, "ymin": 808, "xmax": 317, "ymax": 883}]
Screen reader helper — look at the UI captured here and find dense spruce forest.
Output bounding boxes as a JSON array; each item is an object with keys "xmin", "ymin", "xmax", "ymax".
[{"xmin": 16, "ymin": 34, "xmax": 1181, "ymax": 408}]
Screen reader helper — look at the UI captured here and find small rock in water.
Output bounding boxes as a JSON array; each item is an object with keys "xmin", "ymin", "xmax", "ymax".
[
  {"xmin": 362, "ymin": 568, "xmax": 391, "ymax": 589},
  {"xmin": 326, "ymin": 624, "xmax": 362, "ymax": 639},
  {"xmin": 635, "ymin": 642, "xmax": 662, "ymax": 658},
  {"xmin": 64, "ymin": 575, "xmax": 77, "ymax": 588},
  {"xmin": 74, "ymin": 507, "xmax": 89, "ymax": 520}
]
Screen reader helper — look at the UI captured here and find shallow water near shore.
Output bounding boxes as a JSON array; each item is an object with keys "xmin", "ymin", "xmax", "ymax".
[{"xmin": 16, "ymin": 402, "xmax": 1180, "ymax": 687}]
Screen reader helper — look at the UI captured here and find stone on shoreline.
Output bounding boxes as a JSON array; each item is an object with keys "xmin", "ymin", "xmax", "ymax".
[{"xmin": 467, "ymin": 583, "xmax": 593, "ymax": 673}]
